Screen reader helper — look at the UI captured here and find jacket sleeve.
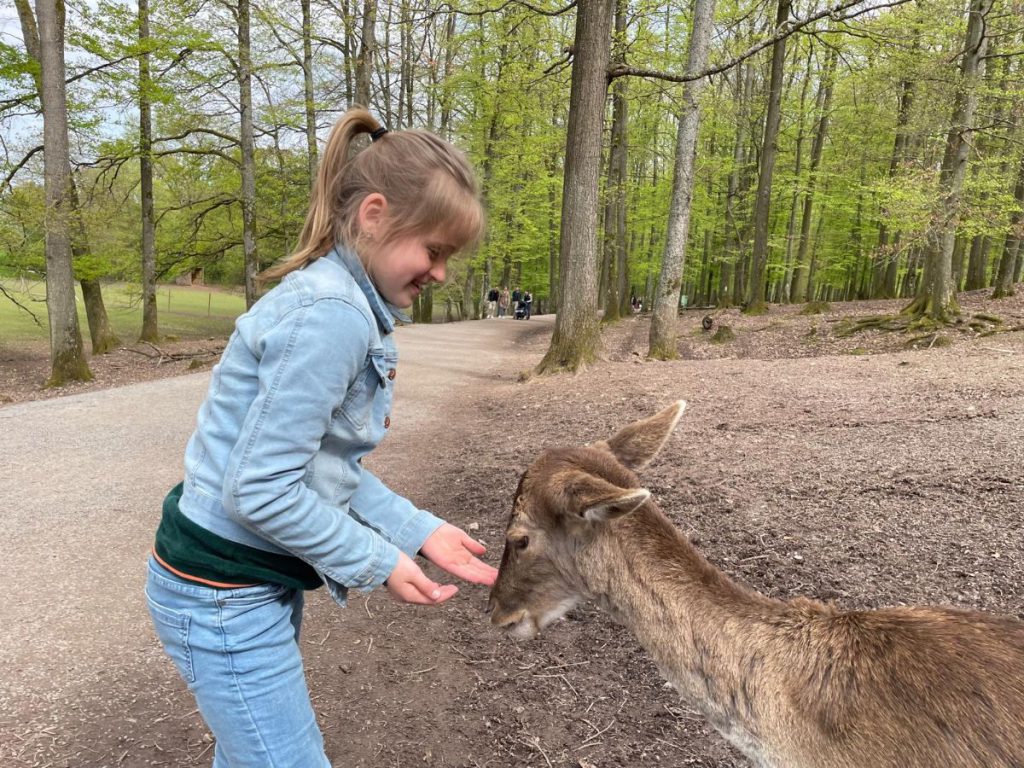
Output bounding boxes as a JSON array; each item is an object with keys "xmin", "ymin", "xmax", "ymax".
[
  {"xmin": 222, "ymin": 297, "xmax": 399, "ymax": 589},
  {"xmin": 348, "ymin": 468, "xmax": 444, "ymax": 557}
]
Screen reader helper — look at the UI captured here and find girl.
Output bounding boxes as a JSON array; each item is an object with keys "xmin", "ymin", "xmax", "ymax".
[{"xmin": 145, "ymin": 107, "xmax": 497, "ymax": 767}]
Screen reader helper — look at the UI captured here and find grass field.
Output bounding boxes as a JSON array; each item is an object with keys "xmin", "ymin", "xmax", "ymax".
[{"xmin": 0, "ymin": 280, "xmax": 246, "ymax": 343}]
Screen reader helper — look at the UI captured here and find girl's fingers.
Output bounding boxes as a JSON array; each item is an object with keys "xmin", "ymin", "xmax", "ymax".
[{"xmin": 460, "ymin": 534, "xmax": 487, "ymax": 555}]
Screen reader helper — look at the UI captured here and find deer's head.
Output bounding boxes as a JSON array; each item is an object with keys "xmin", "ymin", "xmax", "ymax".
[{"xmin": 488, "ymin": 401, "xmax": 686, "ymax": 639}]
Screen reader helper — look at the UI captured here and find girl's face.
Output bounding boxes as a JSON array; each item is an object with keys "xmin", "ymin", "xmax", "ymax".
[
  {"xmin": 368, "ymin": 233, "xmax": 452, "ymax": 308},
  {"xmin": 357, "ymin": 193, "xmax": 455, "ymax": 308}
]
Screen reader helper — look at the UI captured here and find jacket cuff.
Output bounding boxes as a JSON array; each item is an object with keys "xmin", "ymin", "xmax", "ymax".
[
  {"xmin": 393, "ymin": 509, "xmax": 445, "ymax": 557},
  {"xmin": 351, "ymin": 537, "xmax": 401, "ymax": 589}
]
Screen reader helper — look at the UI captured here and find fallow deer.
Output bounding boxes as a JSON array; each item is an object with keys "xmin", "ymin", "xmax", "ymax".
[{"xmin": 488, "ymin": 401, "xmax": 1024, "ymax": 768}]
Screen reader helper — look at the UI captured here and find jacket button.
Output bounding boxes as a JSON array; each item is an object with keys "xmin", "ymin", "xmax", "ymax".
[
  {"xmin": 384, "ymin": 416, "xmax": 391, "ymax": 429},
  {"xmin": 387, "ymin": 369, "xmax": 396, "ymax": 380}
]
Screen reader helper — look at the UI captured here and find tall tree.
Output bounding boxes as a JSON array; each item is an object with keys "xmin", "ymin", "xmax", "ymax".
[
  {"xmin": 15, "ymin": 0, "xmax": 118, "ymax": 355},
  {"xmin": 648, "ymin": 0, "xmax": 716, "ymax": 358},
  {"xmin": 746, "ymin": 0, "xmax": 791, "ymax": 313},
  {"xmin": 904, "ymin": 0, "xmax": 992, "ymax": 321},
  {"xmin": 32, "ymin": 0, "xmax": 91, "ymax": 383},
  {"xmin": 536, "ymin": 0, "xmax": 613, "ymax": 373},
  {"xmin": 139, "ymin": 0, "xmax": 158, "ymax": 341},
  {"xmin": 991, "ymin": 151, "xmax": 1024, "ymax": 299},
  {"xmin": 238, "ymin": 0, "xmax": 259, "ymax": 307},
  {"xmin": 790, "ymin": 43, "xmax": 836, "ymax": 303},
  {"xmin": 601, "ymin": 0, "xmax": 629, "ymax": 322}
]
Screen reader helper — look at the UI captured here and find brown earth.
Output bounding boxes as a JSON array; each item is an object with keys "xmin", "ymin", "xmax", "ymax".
[{"xmin": 2, "ymin": 290, "xmax": 1023, "ymax": 767}]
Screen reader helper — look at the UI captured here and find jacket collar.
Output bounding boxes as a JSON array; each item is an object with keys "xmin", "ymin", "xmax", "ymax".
[{"xmin": 326, "ymin": 245, "xmax": 411, "ymax": 334}]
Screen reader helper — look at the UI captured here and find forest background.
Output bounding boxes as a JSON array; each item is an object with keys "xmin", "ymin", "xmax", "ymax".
[{"xmin": 1, "ymin": 0, "xmax": 1022, "ymax": 383}]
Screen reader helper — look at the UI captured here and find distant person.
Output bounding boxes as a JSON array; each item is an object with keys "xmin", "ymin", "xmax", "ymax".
[
  {"xmin": 511, "ymin": 286, "xmax": 522, "ymax": 312},
  {"xmin": 523, "ymin": 290, "xmax": 533, "ymax": 319},
  {"xmin": 144, "ymin": 107, "xmax": 497, "ymax": 767},
  {"xmin": 486, "ymin": 286, "xmax": 499, "ymax": 318},
  {"xmin": 498, "ymin": 286, "xmax": 510, "ymax": 317}
]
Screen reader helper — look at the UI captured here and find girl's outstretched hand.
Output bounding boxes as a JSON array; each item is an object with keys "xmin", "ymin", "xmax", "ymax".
[
  {"xmin": 420, "ymin": 523, "xmax": 498, "ymax": 587},
  {"xmin": 386, "ymin": 551, "xmax": 459, "ymax": 605}
]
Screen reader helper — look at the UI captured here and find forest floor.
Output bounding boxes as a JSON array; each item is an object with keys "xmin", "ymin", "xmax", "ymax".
[{"xmin": 2, "ymin": 289, "xmax": 1023, "ymax": 767}]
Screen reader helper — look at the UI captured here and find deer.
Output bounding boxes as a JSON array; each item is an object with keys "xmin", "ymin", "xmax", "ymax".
[{"xmin": 487, "ymin": 401, "xmax": 1024, "ymax": 768}]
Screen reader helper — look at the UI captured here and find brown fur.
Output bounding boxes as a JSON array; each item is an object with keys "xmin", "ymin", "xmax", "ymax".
[{"xmin": 488, "ymin": 402, "xmax": 1024, "ymax": 768}]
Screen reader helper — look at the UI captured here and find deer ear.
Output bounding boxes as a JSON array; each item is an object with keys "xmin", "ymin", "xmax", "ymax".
[
  {"xmin": 564, "ymin": 470, "xmax": 651, "ymax": 522},
  {"xmin": 598, "ymin": 400, "xmax": 687, "ymax": 470}
]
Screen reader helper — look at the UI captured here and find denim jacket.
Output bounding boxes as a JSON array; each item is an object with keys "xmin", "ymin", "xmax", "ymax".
[{"xmin": 177, "ymin": 245, "xmax": 443, "ymax": 605}]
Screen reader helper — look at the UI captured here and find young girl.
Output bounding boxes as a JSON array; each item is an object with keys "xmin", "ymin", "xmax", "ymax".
[{"xmin": 145, "ymin": 107, "xmax": 497, "ymax": 767}]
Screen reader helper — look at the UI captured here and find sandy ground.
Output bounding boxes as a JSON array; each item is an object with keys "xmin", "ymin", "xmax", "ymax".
[{"xmin": 1, "ymin": 292, "xmax": 1023, "ymax": 767}]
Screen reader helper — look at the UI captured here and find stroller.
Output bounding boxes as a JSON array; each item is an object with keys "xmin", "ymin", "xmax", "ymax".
[{"xmin": 513, "ymin": 300, "xmax": 527, "ymax": 320}]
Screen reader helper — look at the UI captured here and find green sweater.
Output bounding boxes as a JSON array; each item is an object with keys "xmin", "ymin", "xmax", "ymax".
[{"xmin": 154, "ymin": 483, "xmax": 322, "ymax": 590}]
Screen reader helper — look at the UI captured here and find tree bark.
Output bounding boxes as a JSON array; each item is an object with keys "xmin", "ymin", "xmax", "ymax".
[
  {"xmin": 872, "ymin": 74, "xmax": 915, "ymax": 299},
  {"xmin": 302, "ymin": 0, "xmax": 317, "ymax": 187},
  {"xmin": 745, "ymin": 0, "xmax": 791, "ymax": 313},
  {"xmin": 139, "ymin": 0, "xmax": 158, "ymax": 342},
  {"xmin": 718, "ymin": 61, "xmax": 753, "ymax": 308},
  {"xmin": 18, "ymin": 0, "xmax": 116, "ymax": 356},
  {"xmin": 790, "ymin": 45, "xmax": 835, "ymax": 304},
  {"xmin": 904, "ymin": 0, "xmax": 992, "ymax": 321},
  {"xmin": 238, "ymin": 0, "xmax": 259, "ymax": 308},
  {"xmin": 536, "ymin": 0, "xmax": 613, "ymax": 374},
  {"xmin": 34, "ymin": 0, "xmax": 91, "ymax": 384},
  {"xmin": 992, "ymin": 152, "xmax": 1024, "ymax": 299},
  {"xmin": 648, "ymin": 0, "xmax": 716, "ymax": 358},
  {"xmin": 600, "ymin": 0, "xmax": 629, "ymax": 323},
  {"xmin": 355, "ymin": 0, "xmax": 377, "ymax": 109}
]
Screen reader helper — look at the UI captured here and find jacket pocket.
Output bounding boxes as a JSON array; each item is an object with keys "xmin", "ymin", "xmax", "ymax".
[{"xmin": 337, "ymin": 352, "xmax": 388, "ymax": 430}]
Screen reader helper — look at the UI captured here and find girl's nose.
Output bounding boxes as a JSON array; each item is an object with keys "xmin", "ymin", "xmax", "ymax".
[{"xmin": 428, "ymin": 261, "xmax": 446, "ymax": 283}]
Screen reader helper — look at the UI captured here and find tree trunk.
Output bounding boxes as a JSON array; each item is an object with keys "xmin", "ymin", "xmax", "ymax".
[
  {"xmin": 34, "ymin": 0, "xmax": 91, "ymax": 384},
  {"xmin": 904, "ymin": 0, "xmax": 992, "ymax": 322},
  {"xmin": 19, "ymin": 0, "xmax": 116, "ymax": 356},
  {"xmin": 791, "ymin": 45, "xmax": 835, "ymax": 304},
  {"xmin": 719, "ymin": 61, "xmax": 753, "ymax": 308},
  {"xmin": 355, "ymin": 0, "xmax": 377, "ymax": 109},
  {"xmin": 601, "ymin": 0, "xmax": 629, "ymax": 323},
  {"xmin": 781, "ymin": 46, "xmax": 814, "ymax": 304},
  {"xmin": 302, "ymin": 0, "xmax": 317, "ymax": 186},
  {"xmin": 648, "ymin": 0, "xmax": 716, "ymax": 358},
  {"xmin": 873, "ymin": 75, "xmax": 915, "ymax": 299},
  {"xmin": 536, "ymin": 0, "xmax": 613, "ymax": 374},
  {"xmin": 992, "ymin": 152, "xmax": 1024, "ymax": 299},
  {"xmin": 139, "ymin": 0, "xmax": 158, "ymax": 342},
  {"xmin": 746, "ymin": 0, "xmax": 791, "ymax": 313},
  {"xmin": 238, "ymin": 0, "xmax": 259, "ymax": 308}
]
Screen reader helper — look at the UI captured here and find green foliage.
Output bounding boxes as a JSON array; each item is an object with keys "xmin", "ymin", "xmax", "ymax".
[{"xmin": 1, "ymin": 0, "xmax": 1021, "ymax": 320}]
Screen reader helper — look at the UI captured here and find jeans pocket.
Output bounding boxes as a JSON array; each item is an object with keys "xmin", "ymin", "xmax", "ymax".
[{"xmin": 146, "ymin": 592, "xmax": 195, "ymax": 684}]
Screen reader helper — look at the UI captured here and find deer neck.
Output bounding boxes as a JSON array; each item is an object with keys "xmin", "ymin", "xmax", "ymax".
[{"xmin": 578, "ymin": 505, "xmax": 788, "ymax": 757}]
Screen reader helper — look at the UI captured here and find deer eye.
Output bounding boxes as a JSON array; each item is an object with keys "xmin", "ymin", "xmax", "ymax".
[{"xmin": 513, "ymin": 536, "xmax": 529, "ymax": 551}]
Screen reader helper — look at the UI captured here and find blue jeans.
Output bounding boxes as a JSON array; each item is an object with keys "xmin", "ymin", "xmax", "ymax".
[{"xmin": 145, "ymin": 557, "xmax": 332, "ymax": 767}]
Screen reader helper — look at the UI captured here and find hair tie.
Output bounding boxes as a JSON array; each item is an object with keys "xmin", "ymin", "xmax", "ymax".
[{"xmin": 370, "ymin": 126, "xmax": 389, "ymax": 142}]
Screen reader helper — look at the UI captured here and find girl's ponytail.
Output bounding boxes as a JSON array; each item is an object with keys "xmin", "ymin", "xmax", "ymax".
[{"xmin": 258, "ymin": 108, "xmax": 380, "ymax": 286}]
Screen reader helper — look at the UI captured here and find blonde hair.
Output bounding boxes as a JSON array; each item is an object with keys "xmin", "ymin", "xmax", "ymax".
[{"xmin": 259, "ymin": 107, "xmax": 484, "ymax": 285}]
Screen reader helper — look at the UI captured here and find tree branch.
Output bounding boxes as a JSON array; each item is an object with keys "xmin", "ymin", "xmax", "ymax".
[{"xmin": 609, "ymin": 0, "xmax": 916, "ymax": 83}]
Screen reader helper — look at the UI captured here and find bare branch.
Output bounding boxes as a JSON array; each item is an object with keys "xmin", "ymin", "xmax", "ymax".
[
  {"xmin": 609, "ymin": 0, "xmax": 917, "ymax": 83},
  {"xmin": 0, "ymin": 282, "xmax": 44, "ymax": 327},
  {"xmin": 0, "ymin": 145, "xmax": 43, "ymax": 194}
]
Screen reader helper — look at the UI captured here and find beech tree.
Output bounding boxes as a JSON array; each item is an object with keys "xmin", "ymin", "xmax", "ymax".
[
  {"xmin": 648, "ymin": 0, "xmax": 716, "ymax": 359},
  {"xmin": 903, "ymin": 0, "xmax": 992, "ymax": 321},
  {"xmin": 32, "ymin": 0, "xmax": 91, "ymax": 384},
  {"xmin": 536, "ymin": 0, "xmax": 614, "ymax": 373}
]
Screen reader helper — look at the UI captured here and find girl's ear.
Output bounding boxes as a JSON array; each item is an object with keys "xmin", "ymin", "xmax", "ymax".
[{"xmin": 357, "ymin": 193, "xmax": 389, "ymax": 238}]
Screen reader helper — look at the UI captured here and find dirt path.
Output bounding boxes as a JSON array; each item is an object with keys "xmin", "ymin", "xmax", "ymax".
[{"xmin": 0, "ymin": 315, "xmax": 553, "ymax": 768}]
